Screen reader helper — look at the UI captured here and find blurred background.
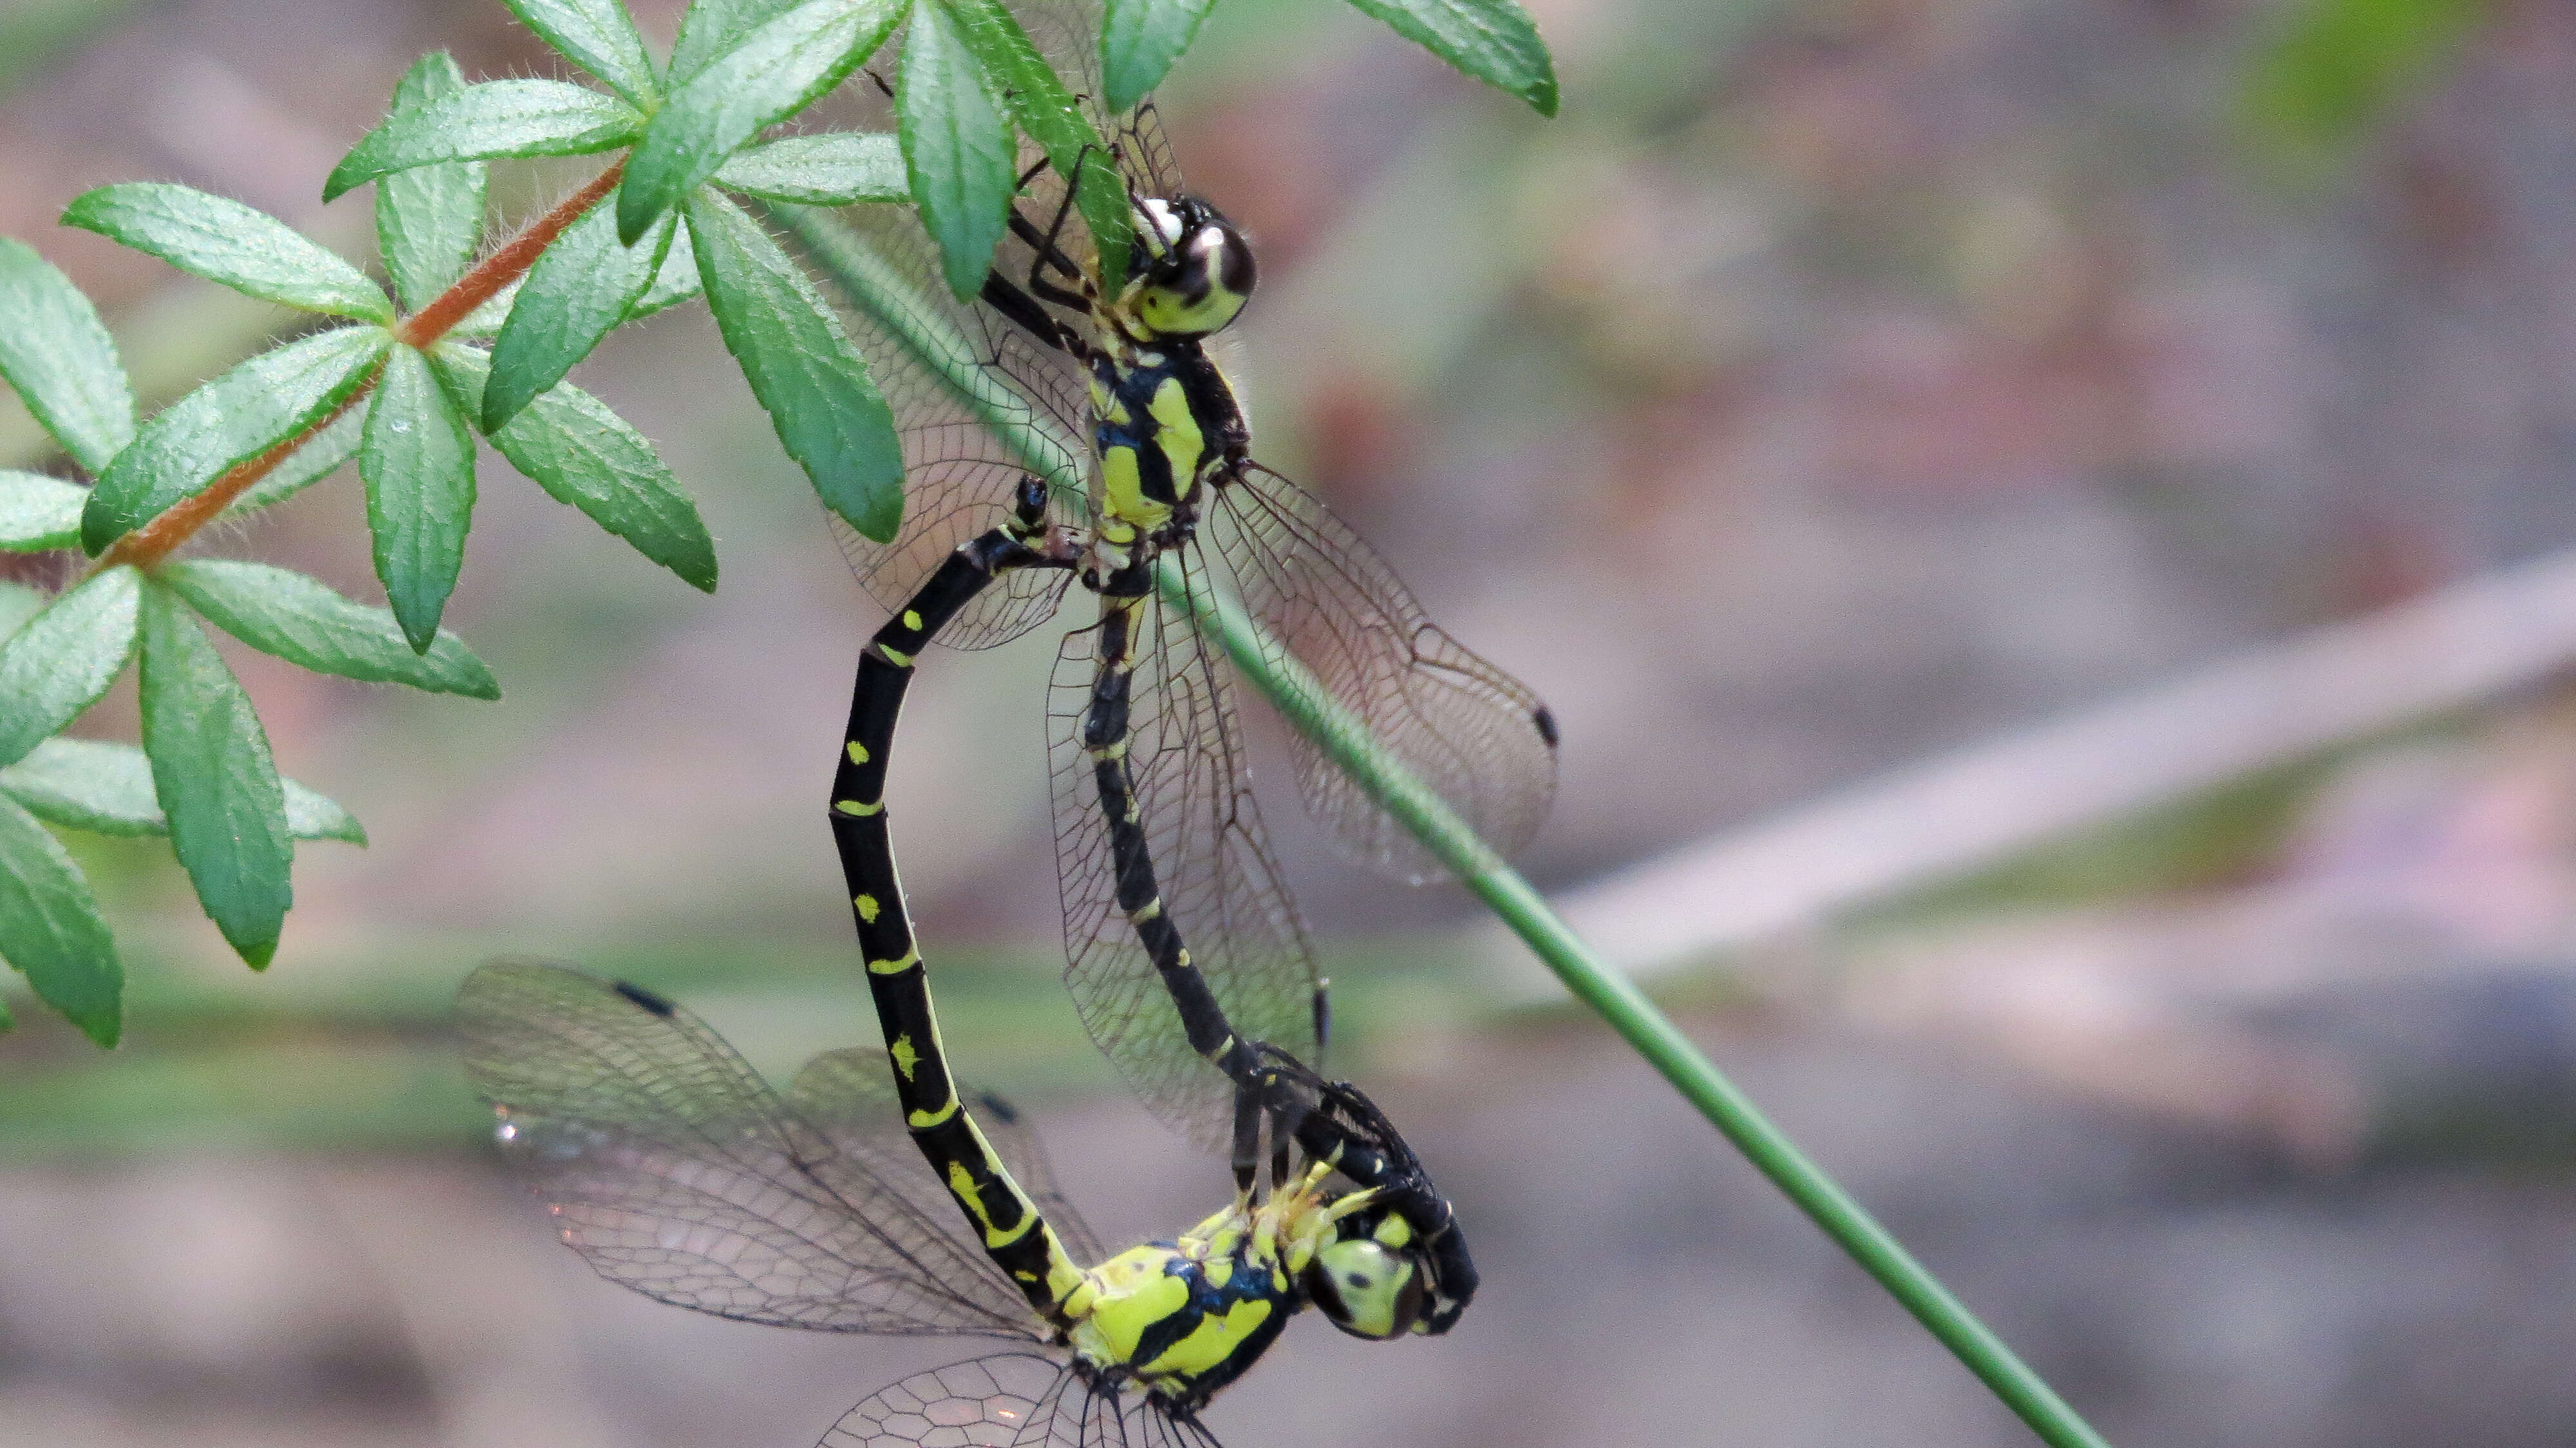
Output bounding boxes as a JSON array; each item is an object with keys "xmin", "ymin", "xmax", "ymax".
[{"xmin": 6, "ymin": 0, "xmax": 2576, "ymax": 1443}]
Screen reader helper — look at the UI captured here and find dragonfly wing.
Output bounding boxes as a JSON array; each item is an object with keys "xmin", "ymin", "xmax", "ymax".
[
  {"xmin": 1209, "ymin": 463, "xmax": 1560, "ymax": 882},
  {"xmin": 1048, "ymin": 578, "xmax": 1324, "ymax": 1156},
  {"xmin": 803, "ymin": 198, "xmax": 1084, "ymax": 652},
  {"xmin": 787, "ymin": 1048, "xmax": 1109, "ymax": 1268},
  {"xmin": 818, "ymin": 1353, "xmax": 1074, "ymax": 1448},
  {"xmin": 457, "ymin": 960, "xmax": 1036, "ymax": 1337}
]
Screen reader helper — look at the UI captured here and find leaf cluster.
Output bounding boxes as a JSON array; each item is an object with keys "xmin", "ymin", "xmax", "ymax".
[{"xmin": 0, "ymin": 0, "xmax": 1554, "ymax": 1045}]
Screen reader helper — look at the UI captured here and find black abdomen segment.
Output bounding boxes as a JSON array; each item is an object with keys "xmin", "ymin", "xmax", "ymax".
[
  {"xmin": 1079, "ymin": 578, "xmax": 1478, "ymax": 1329},
  {"xmin": 830, "ymin": 524, "xmax": 1079, "ymax": 1322}
]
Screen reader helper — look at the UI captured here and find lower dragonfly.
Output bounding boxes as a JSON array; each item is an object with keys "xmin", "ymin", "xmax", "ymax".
[
  {"xmin": 461, "ymin": 957, "xmax": 1442, "ymax": 1448},
  {"xmin": 830, "ymin": 479, "xmax": 1473, "ymax": 1340}
]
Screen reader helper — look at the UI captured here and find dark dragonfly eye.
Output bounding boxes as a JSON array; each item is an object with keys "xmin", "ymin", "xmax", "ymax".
[{"xmin": 1130, "ymin": 195, "xmax": 1256, "ymax": 338}]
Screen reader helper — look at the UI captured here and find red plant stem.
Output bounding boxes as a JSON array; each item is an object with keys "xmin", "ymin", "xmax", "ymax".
[
  {"xmin": 94, "ymin": 161, "xmax": 628, "ymax": 575},
  {"xmin": 395, "ymin": 159, "xmax": 622, "ymax": 347}
]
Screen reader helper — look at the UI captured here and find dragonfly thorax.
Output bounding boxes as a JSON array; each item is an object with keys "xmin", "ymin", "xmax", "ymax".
[{"xmin": 1063, "ymin": 1165, "xmax": 1401, "ymax": 1407}]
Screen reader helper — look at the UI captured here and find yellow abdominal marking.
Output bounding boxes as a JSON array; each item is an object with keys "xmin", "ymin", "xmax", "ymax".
[
  {"xmin": 835, "ymin": 798, "xmax": 883, "ymax": 816},
  {"xmin": 846, "ymin": 741, "xmax": 869, "ymax": 765},
  {"xmin": 889, "ymin": 1034, "xmax": 920, "ymax": 1080},
  {"xmin": 868, "ymin": 948, "xmax": 920, "ymax": 976},
  {"xmin": 878, "ymin": 643, "xmax": 914, "ymax": 668},
  {"xmin": 910, "ymin": 1096, "xmax": 960, "ymax": 1129},
  {"xmin": 853, "ymin": 893, "xmax": 880, "ymax": 922},
  {"xmin": 902, "ymin": 609, "xmax": 922, "ymax": 630},
  {"xmin": 1129, "ymin": 898, "xmax": 1162, "ymax": 924}
]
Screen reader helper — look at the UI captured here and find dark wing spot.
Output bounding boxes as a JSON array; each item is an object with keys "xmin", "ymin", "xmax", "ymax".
[
  {"xmin": 1532, "ymin": 705, "xmax": 1560, "ymax": 748},
  {"xmin": 976, "ymin": 1091, "xmax": 1022, "ymax": 1123},
  {"xmin": 612, "ymin": 980, "xmax": 677, "ymax": 1016}
]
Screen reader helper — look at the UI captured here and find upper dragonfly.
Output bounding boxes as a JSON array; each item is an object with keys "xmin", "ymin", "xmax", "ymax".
[{"xmin": 802, "ymin": 0, "xmax": 1558, "ymax": 1325}]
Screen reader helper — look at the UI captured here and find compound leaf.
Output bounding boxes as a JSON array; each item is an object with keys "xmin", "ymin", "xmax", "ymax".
[
  {"xmin": 435, "ymin": 344, "xmax": 716, "ymax": 592},
  {"xmin": 685, "ymin": 189, "xmax": 902, "ymax": 541},
  {"xmin": 714, "ymin": 131, "xmax": 907, "ymax": 205},
  {"xmin": 378, "ymin": 52, "xmax": 491, "ymax": 314},
  {"xmin": 1101, "ymin": 0, "xmax": 1215, "ymax": 114},
  {"xmin": 0, "ymin": 239, "xmax": 133, "ymax": 475},
  {"xmin": 137, "ymin": 580, "xmax": 293, "ymax": 969},
  {"xmin": 900, "ymin": 0, "xmax": 1016, "ymax": 300},
  {"xmin": 0, "ymin": 566, "xmax": 141, "ymax": 770},
  {"xmin": 1, "ymin": 738, "xmax": 365, "ymax": 845},
  {"xmin": 362, "ymin": 344, "xmax": 479, "ymax": 653},
  {"xmin": 327, "ymin": 80, "xmax": 644, "ymax": 202},
  {"xmin": 618, "ymin": 0, "xmax": 904, "ymax": 243},
  {"xmin": 0, "ymin": 794, "xmax": 121, "ymax": 1046},
  {"xmin": 156, "ymin": 559, "xmax": 499, "ymax": 698},
  {"xmin": 482, "ymin": 202, "xmax": 676, "ymax": 431},
  {"xmin": 83, "ymin": 327, "xmax": 390, "ymax": 554},
  {"xmin": 506, "ymin": 0, "xmax": 660, "ymax": 104},
  {"xmin": 64, "ymin": 183, "xmax": 393, "ymax": 323},
  {"xmin": 1341, "ymin": 0, "xmax": 1557, "ymax": 115},
  {"xmin": 0, "ymin": 471, "xmax": 85, "ymax": 552}
]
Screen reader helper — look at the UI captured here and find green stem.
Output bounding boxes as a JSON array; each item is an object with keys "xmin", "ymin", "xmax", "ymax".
[
  {"xmin": 1170, "ymin": 571, "xmax": 2110, "ymax": 1448},
  {"xmin": 784, "ymin": 200, "xmax": 2112, "ymax": 1448}
]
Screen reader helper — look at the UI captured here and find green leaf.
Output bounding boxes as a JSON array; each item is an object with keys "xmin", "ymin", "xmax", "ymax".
[
  {"xmin": 0, "ymin": 582, "xmax": 42, "ymax": 640},
  {"xmin": 222, "ymin": 407, "xmax": 366, "ymax": 518},
  {"xmin": 0, "ymin": 738, "xmax": 366, "ymax": 844},
  {"xmin": 83, "ymin": 327, "xmax": 390, "ymax": 555},
  {"xmin": 62, "ymin": 183, "xmax": 393, "ymax": 323},
  {"xmin": 0, "ymin": 471, "xmax": 85, "ymax": 552},
  {"xmin": 0, "ymin": 794, "xmax": 121, "ymax": 1045},
  {"xmin": 1340, "ymin": 0, "xmax": 1557, "ymax": 115},
  {"xmin": 668, "ymin": 0, "xmax": 802, "ymax": 86},
  {"xmin": 325, "ymin": 81, "xmax": 645, "ymax": 202},
  {"xmin": 685, "ymin": 189, "xmax": 902, "ymax": 540},
  {"xmin": 482, "ymin": 203, "xmax": 676, "ymax": 432},
  {"xmin": 900, "ymin": 0, "xmax": 1016, "ymax": 300},
  {"xmin": 137, "ymin": 581, "xmax": 293, "ymax": 969},
  {"xmin": 433, "ymin": 344, "xmax": 718, "ymax": 591},
  {"xmin": 0, "ymin": 567, "xmax": 141, "ymax": 770},
  {"xmin": 714, "ymin": 131, "xmax": 907, "ymax": 204},
  {"xmin": 618, "ymin": 0, "xmax": 905, "ymax": 243},
  {"xmin": 156, "ymin": 559, "xmax": 499, "ymax": 698},
  {"xmin": 361, "ymin": 345, "xmax": 479, "ymax": 653},
  {"xmin": 0, "ymin": 238, "xmax": 133, "ymax": 475},
  {"xmin": 377, "ymin": 53, "xmax": 491, "ymax": 314},
  {"xmin": 942, "ymin": 0, "xmax": 1130, "ymax": 287},
  {"xmin": 504, "ymin": 0, "xmax": 660, "ymax": 104},
  {"xmin": 625, "ymin": 218, "xmax": 706, "ymax": 319},
  {"xmin": 1101, "ymin": 0, "xmax": 1215, "ymax": 115}
]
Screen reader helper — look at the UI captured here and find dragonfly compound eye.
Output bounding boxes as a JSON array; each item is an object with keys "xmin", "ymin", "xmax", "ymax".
[
  {"xmin": 1305, "ymin": 1235, "xmax": 1427, "ymax": 1341},
  {"xmin": 1133, "ymin": 200, "xmax": 1256, "ymax": 339}
]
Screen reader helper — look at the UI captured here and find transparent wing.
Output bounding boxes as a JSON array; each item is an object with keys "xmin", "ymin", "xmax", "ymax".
[
  {"xmin": 1208, "ymin": 463, "xmax": 1560, "ymax": 883},
  {"xmin": 787, "ymin": 1048, "xmax": 1108, "ymax": 1268},
  {"xmin": 1048, "ymin": 573, "xmax": 1323, "ymax": 1156},
  {"xmin": 820, "ymin": 1355, "xmax": 1222, "ymax": 1448},
  {"xmin": 805, "ymin": 199, "xmax": 1083, "ymax": 651},
  {"xmin": 457, "ymin": 960, "xmax": 1038, "ymax": 1338}
]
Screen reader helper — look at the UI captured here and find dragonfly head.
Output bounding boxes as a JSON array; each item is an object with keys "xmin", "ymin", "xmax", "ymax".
[
  {"xmin": 1127, "ymin": 195, "xmax": 1255, "ymax": 339},
  {"xmin": 1304, "ymin": 1203, "xmax": 1430, "ymax": 1340}
]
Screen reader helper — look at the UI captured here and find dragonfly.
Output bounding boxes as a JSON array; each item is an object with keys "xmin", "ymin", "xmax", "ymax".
[
  {"xmin": 460, "ymin": 957, "xmax": 1446, "ymax": 1448},
  {"xmin": 802, "ymin": 0, "xmax": 1559, "ymax": 1333}
]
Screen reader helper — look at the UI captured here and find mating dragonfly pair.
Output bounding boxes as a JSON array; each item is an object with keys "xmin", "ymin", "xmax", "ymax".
[{"xmin": 459, "ymin": 8, "xmax": 1557, "ymax": 1445}]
